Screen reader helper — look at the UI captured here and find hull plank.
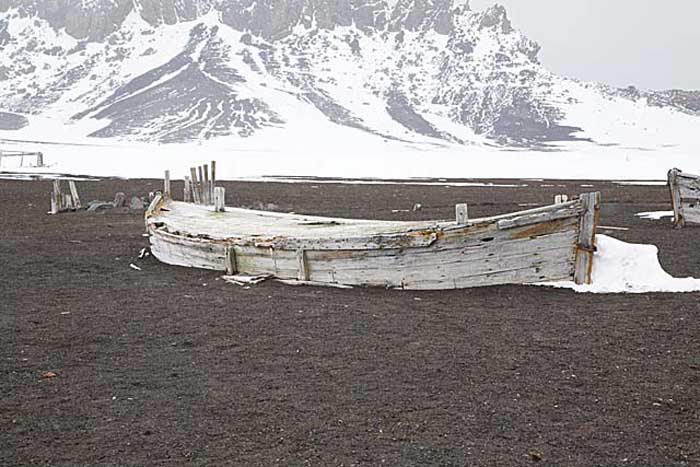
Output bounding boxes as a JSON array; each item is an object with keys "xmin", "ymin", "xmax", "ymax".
[{"xmin": 145, "ymin": 191, "xmax": 600, "ymax": 290}]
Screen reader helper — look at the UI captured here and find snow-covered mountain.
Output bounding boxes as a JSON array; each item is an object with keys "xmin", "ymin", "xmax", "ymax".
[{"xmin": 0, "ymin": 0, "xmax": 698, "ymax": 149}]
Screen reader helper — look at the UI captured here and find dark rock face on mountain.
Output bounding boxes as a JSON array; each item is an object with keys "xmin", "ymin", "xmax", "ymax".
[
  {"xmin": 0, "ymin": 0, "xmax": 696, "ymax": 146},
  {"xmin": 0, "ymin": 111, "xmax": 27, "ymax": 130}
]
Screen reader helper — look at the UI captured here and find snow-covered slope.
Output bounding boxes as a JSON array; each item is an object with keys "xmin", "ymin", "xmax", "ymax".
[
  {"xmin": 0, "ymin": 0, "xmax": 699, "ymax": 183},
  {"xmin": 1, "ymin": 0, "xmax": 698, "ymax": 150}
]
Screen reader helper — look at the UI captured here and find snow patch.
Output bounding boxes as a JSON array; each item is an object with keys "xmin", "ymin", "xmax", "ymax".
[
  {"xmin": 635, "ymin": 211, "xmax": 673, "ymax": 220},
  {"xmin": 543, "ymin": 235, "xmax": 700, "ymax": 294}
]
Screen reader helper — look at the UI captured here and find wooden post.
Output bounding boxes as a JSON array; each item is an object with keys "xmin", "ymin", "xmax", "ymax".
[
  {"xmin": 203, "ymin": 164, "xmax": 210, "ymax": 205},
  {"xmin": 214, "ymin": 187, "xmax": 226, "ymax": 212},
  {"xmin": 668, "ymin": 168, "xmax": 683, "ymax": 228},
  {"xmin": 210, "ymin": 160, "xmax": 216, "ymax": 204},
  {"xmin": 37, "ymin": 152, "xmax": 44, "ymax": 167},
  {"xmin": 574, "ymin": 192, "xmax": 601, "ymax": 285},
  {"xmin": 225, "ymin": 246, "xmax": 237, "ymax": 275},
  {"xmin": 164, "ymin": 170, "xmax": 171, "ymax": 198},
  {"xmin": 68, "ymin": 181, "xmax": 81, "ymax": 209},
  {"xmin": 64, "ymin": 194, "xmax": 74, "ymax": 210},
  {"xmin": 197, "ymin": 166, "xmax": 204, "ymax": 205},
  {"xmin": 297, "ymin": 249, "xmax": 309, "ymax": 281},
  {"xmin": 184, "ymin": 176, "xmax": 192, "ymax": 203},
  {"xmin": 455, "ymin": 203, "xmax": 469, "ymax": 225},
  {"xmin": 52, "ymin": 180, "xmax": 63, "ymax": 214},
  {"xmin": 190, "ymin": 167, "xmax": 201, "ymax": 205}
]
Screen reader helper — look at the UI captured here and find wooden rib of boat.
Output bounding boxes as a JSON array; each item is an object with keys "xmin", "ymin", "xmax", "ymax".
[
  {"xmin": 145, "ymin": 187, "xmax": 600, "ymax": 290},
  {"xmin": 668, "ymin": 168, "xmax": 700, "ymax": 227}
]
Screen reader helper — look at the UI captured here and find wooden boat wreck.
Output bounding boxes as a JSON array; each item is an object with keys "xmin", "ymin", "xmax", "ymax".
[
  {"xmin": 668, "ymin": 168, "xmax": 700, "ymax": 227},
  {"xmin": 145, "ymin": 168, "xmax": 600, "ymax": 290}
]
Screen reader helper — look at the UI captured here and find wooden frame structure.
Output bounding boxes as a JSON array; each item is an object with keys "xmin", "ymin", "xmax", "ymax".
[
  {"xmin": 0, "ymin": 150, "xmax": 44, "ymax": 168},
  {"xmin": 668, "ymin": 168, "xmax": 700, "ymax": 227},
  {"xmin": 145, "ymin": 165, "xmax": 600, "ymax": 289}
]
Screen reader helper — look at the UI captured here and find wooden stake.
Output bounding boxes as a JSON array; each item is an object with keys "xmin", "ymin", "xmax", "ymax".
[
  {"xmin": 210, "ymin": 161, "xmax": 216, "ymax": 204},
  {"xmin": 214, "ymin": 187, "xmax": 226, "ymax": 212},
  {"xmin": 297, "ymin": 249, "xmax": 309, "ymax": 281},
  {"xmin": 68, "ymin": 181, "xmax": 81, "ymax": 209},
  {"xmin": 164, "ymin": 170, "xmax": 171, "ymax": 198},
  {"xmin": 203, "ymin": 164, "xmax": 210, "ymax": 205},
  {"xmin": 455, "ymin": 203, "xmax": 469, "ymax": 225},
  {"xmin": 225, "ymin": 246, "xmax": 237, "ymax": 275},
  {"xmin": 190, "ymin": 167, "xmax": 200, "ymax": 204},
  {"xmin": 574, "ymin": 192, "xmax": 601, "ymax": 285},
  {"xmin": 198, "ymin": 166, "xmax": 204, "ymax": 205},
  {"xmin": 668, "ymin": 168, "xmax": 683, "ymax": 228},
  {"xmin": 184, "ymin": 176, "xmax": 192, "ymax": 203}
]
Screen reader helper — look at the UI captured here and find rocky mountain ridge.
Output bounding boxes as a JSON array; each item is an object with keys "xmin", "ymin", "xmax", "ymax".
[{"xmin": 0, "ymin": 0, "xmax": 697, "ymax": 148}]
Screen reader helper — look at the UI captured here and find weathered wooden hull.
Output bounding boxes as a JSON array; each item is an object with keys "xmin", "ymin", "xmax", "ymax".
[
  {"xmin": 145, "ymin": 193, "xmax": 600, "ymax": 290},
  {"xmin": 668, "ymin": 168, "xmax": 700, "ymax": 227}
]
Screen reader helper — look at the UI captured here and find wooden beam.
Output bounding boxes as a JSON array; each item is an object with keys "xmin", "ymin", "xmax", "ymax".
[
  {"xmin": 574, "ymin": 192, "xmax": 601, "ymax": 285},
  {"xmin": 455, "ymin": 203, "xmax": 468, "ymax": 225}
]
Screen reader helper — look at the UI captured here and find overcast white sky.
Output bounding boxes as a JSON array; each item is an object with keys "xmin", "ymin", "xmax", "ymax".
[{"xmin": 470, "ymin": 0, "xmax": 699, "ymax": 90}]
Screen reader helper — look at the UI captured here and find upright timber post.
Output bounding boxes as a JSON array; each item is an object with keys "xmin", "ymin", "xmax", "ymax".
[
  {"xmin": 190, "ymin": 167, "xmax": 201, "ymax": 205},
  {"xmin": 573, "ymin": 192, "xmax": 601, "ymax": 285},
  {"xmin": 668, "ymin": 168, "xmax": 683, "ymax": 228},
  {"xmin": 37, "ymin": 152, "xmax": 44, "ymax": 167},
  {"xmin": 455, "ymin": 203, "xmax": 469, "ymax": 225},
  {"xmin": 184, "ymin": 176, "xmax": 192, "ymax": 203},
  {"xmin": 50, "ymin": 180, "xmax": 61, "ymax": 214},
  {"xmin": 68, "ymin": 181, "xmax": 82, "ymax": 209},
  {"xmin": 214, "ymin": 187, "xmax": 226, "ymax": 212},
  {"xmin": 210, "ymin": 161, "xmax": 216, "ymax": 205},
  {"xmin": 164, "ymin": 170, "xmax": 171, "ymax": 199},
  {"xmin": 203, "ymin": 164, "xmax": 210, "ymax": 205}
]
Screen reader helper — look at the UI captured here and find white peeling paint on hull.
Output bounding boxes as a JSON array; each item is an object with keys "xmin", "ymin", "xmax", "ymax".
[{"xmin": 145, "ymin": 193, "xmax": 600, "ymax": 290}]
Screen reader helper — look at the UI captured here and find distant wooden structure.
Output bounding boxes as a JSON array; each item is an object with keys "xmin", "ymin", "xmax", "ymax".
[
  {"xmin": 0, "ymin": 150, "xmax": 44, "ymax": 168},
  {"xmin": 50, "ymin": 180, "xmax": 82, "ymax": 214},
  {"xmin": 145, "ymin": 163, "xmax": 601, "ymax": 289},
  {"xmin": 668, "ymin": 168, "xmax": 700, "ymax": 227}
]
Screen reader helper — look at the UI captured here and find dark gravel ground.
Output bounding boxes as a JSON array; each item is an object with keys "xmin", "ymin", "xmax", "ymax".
[{"xmin": 1, "ymin": 178, "xmax": 699, "ymax": 467}]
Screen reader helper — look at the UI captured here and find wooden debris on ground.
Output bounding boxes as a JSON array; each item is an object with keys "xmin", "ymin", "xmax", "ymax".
[
  {"xmin": 667, "ymin": 168, "xmax": 700, "ymax": 227},
  {"xmin": 50, "ymin": 180, "xmax": 82, "ymax": 214},
  {"xmin": 222, "ymin": 274, "xmax": 270, "ymax": 286}
]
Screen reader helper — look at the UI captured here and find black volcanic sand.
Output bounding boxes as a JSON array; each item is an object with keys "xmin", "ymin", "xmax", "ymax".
[{"xmin": 1, "ymin": 178, "xmax": 699, "ymax": 467}]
